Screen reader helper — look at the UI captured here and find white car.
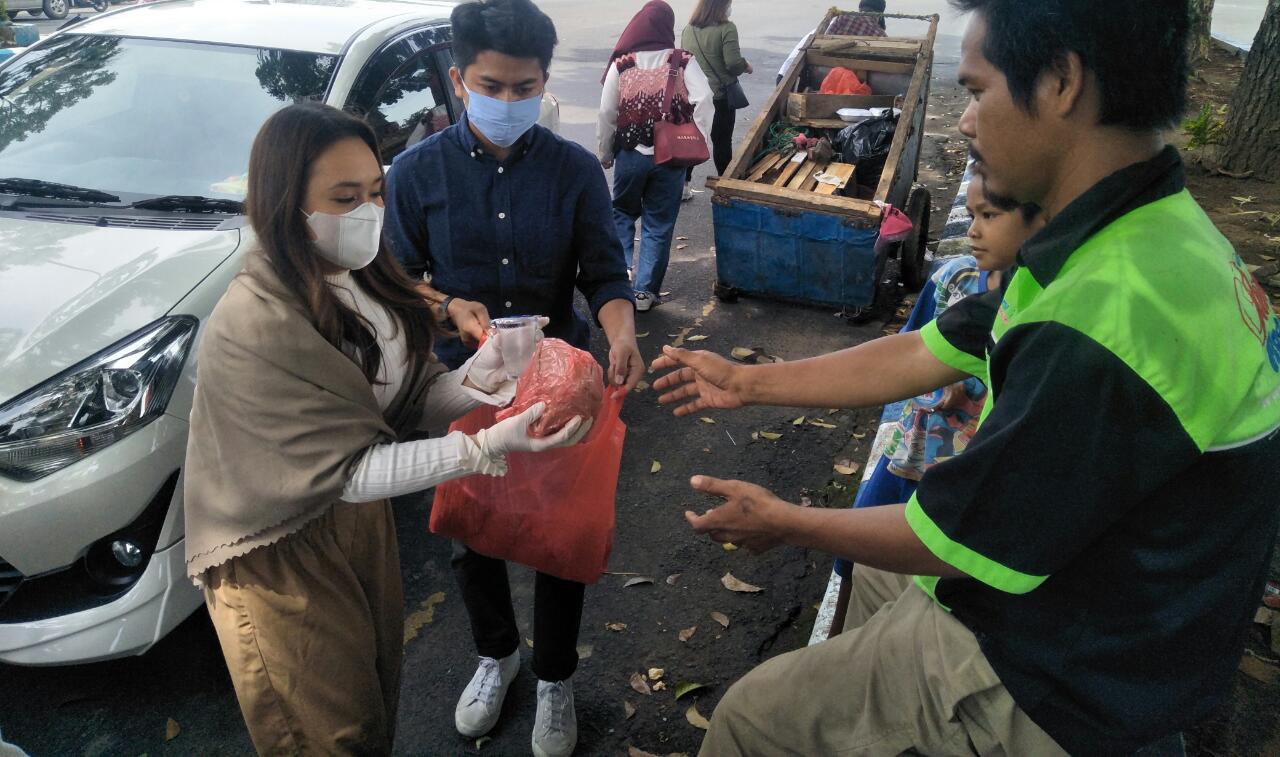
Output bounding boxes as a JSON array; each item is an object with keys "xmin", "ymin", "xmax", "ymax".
[{"xmin": 0, "ymin": 0, "xmax": 558, "ymax": 665}]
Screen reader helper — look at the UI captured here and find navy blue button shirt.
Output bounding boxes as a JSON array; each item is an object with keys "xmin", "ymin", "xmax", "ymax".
[{"xmin": 385, "ymin": 114, "xmax": 633, "ymax": 370}]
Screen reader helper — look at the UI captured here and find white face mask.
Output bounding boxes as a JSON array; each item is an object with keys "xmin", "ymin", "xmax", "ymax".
[{"xmin": 304, "ymin": 201, "xmax": 384, "ymax": 270}]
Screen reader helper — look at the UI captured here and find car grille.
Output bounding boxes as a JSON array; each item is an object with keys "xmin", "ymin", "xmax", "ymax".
[
  {"xmin": 24, "ymin": 212, "xmax": 226, "ymax": 231},
  {"xmin": 0, "ymin": 558, "xmax": 22, "ymax": 612}
]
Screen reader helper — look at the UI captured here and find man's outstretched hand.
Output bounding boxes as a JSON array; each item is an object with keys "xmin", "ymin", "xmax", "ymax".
[
  {"xmin": 649, "ymin": 346, "xmax": 748, "ymax": 416},
  {"xmin": 684, "ymin": 476, "xmax": 789, "ymax": 554}
]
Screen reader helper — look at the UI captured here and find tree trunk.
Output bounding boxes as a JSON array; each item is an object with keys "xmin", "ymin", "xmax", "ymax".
[
  {"xmin": 1220, "ymin": 0, "xmax": 1280, "ymax": 181},
  {"xmin": 1189, "ymin": 0, "xmax": 1218, "ymax": 61}
]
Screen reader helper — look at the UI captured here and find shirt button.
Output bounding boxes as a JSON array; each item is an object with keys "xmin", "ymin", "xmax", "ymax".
[
  {"xmin": 498, "ymin": 212, "xmax": 506, "ymax": 219},
  {"xmin": 505, "ymin": 301, "xmax": 512, "ymax": 308},
  {"xmin": 498, "ymin": 167, "xmax": 505, "ymax": 174},
  {"xmin": 502, "ymin": 258, "xmax": 510, "ymax": 265}
]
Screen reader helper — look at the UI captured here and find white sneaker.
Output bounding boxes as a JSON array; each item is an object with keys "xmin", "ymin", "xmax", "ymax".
[
  {"xmin": 682, "ymin": 183, "xmax": 694, "ymax": 202},
  {"xmin": 455, "ymin": 651, "xmax": 520, "ymax": 738},
  {"xmin": 635, "ymin": 291, "xmax": 656, "ymax": 312},
  {"xmin": 532, "ymin": 679, "xmax": 577, "ymax": 757}
]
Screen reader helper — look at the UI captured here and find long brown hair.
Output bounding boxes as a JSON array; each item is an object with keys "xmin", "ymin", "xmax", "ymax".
[
  {"xmin": 689, "ymin": 0, "xmax": 731, "ymax": 28},
  {"xmin": 245, "ymin": 102, "xmax": 439, "ymax": 384}
]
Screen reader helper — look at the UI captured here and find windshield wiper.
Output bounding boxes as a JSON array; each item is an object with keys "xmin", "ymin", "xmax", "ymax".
[
  {"xmin": 0, "ymin": 178, "xmax": 121, "ymax": 204},
  {"xmin": 130, "ymin": 195, "xmax": 244, "ymax": 214}
]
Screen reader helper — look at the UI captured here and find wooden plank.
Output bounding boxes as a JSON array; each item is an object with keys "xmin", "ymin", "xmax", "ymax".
[
  {"xmin": 787, "ymin": 93, "xmax": 897, "ymax": 120},
  {"xmin": 786, "ymin": 159, "xmax": 819, "ymax": 190},
  {"xmin": 806, "ymin": 53, "xmax": 915, "ymax": 75},
  {"xmin": 715, "ymin": 178, "xmax": 882, "ymax": 221},
  {"xmin": 746, "ymin": 152, "xmax": 785, "ymax": 183},
  {"xmin": 813, "ymin": 163, "xmax": 855, "ymax": 196},
  {"xmin": 811, "ymin": 36, "xmax": 921, "ymax": 58},
  {"xmin": 873, "ymin": 14, "xmax": 937, "ymax": 203},
  {"xmin": 786, "ymin": 117, "xmax": 855, "ymax": 130},
  {"xmin": 773, "ymin": 153, "xmax": 807, "ymax": 187}
]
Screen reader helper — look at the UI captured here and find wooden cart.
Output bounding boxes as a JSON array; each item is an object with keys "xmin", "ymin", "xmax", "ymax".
[{"xmin": 708, "ymin": 11, "xmax": 939, "ymax": 311}]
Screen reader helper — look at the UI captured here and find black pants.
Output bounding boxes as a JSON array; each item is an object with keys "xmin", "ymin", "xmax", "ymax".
[
  {"xmin": 688, "ymin": 97, "xmax": 738, "ymax": 182},
  {"xmin": 451, "ymin": 542, "xmax": 585, "ymax": 682}
]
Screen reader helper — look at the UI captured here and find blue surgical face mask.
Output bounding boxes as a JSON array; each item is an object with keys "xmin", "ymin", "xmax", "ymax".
[{"xmin": 463, "ymin": 83, "xmax": 543, "ymax": 148}]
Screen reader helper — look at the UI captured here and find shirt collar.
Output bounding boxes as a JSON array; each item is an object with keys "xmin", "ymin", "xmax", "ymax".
[
  {"xmin": 1018, "ymin": 145, "xmax": 1184, "ymax": 286},
  {"xmin": 456, "ymin": 112, "xmax": 540, "ymax": 164}
]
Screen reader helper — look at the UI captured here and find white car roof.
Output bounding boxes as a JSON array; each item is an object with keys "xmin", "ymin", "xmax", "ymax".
[{"xmin": 69, "ymin": 0, "xmax": 459, "ymax": 55}]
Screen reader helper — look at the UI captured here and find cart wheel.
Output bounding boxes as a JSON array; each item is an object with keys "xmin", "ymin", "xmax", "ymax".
[
  {"xmin": 714, "ymin": 282, "xmax": 740, "ymax": 303},
  {"xmin": 899, "ymin": 185, "xmax": 932, "ymax": 291}
]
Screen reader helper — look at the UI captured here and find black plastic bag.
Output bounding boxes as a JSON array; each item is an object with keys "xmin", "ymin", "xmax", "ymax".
[{"xmin": 836, "ymin": 114, "xmax": 898, "ymax": 190}]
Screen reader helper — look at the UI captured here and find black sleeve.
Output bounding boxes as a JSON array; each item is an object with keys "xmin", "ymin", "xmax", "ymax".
[{"xmin": 905, "ymin": 321, "xmax": 1201, "ymax": 593}]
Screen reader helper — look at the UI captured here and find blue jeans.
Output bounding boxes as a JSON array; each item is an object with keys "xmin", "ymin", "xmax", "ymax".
[{"xmin": 612, "ymin": 149, "xmax": 685, "ymax": 296}]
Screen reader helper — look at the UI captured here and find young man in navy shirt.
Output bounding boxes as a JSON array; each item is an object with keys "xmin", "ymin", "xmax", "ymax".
[{"xmin": 384, "ymin": 2, "xmax": 641, "ymax": 755}]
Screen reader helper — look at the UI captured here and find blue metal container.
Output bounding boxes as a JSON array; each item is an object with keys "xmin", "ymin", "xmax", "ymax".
[{"xmin": 712, "ymin": 198, "xmax": 880, "ymax": 309}]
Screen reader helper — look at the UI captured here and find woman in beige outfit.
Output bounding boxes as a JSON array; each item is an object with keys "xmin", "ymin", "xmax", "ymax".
[{"xmin": 183, "ymin": 103, "xmax": 588, "ymax": 755}]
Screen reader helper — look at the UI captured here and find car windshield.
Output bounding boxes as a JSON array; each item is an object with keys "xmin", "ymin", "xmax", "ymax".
[{"xmin": 0, "ymin": 34, "xmax": 337, "ymax": 202}]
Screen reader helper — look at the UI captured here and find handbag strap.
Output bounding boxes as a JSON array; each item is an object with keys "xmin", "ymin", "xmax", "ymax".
[
  {"xmin": 660, "ymin": 48, "xmax": 684, "ymax": 123},
  {"xmin": 688, "ymin": 27, "xmax": 730, "ymax": 92}
]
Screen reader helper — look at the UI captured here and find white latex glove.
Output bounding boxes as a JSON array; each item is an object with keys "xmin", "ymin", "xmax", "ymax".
[
  {"xmin": 466, "ymin": 316, "xmax": 550, "ymax": 393},
  {"xmin": 469, "ymin": 402, "xmax": 593, "ymax": 474}
]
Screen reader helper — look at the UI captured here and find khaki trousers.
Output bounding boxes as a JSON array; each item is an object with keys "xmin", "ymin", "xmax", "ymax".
[
  {"xmin": 698, "ymin": 567, "xmax": 1068, "ymax": 756},
  {"xmin": 203, "ymin": 501, "xmax": 403, "ymax": 756}
]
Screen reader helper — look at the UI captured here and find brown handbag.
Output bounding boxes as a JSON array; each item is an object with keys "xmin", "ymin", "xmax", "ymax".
[{"xmin": 653, "ymin": 49, "xmax": 710, "ymax": 168}]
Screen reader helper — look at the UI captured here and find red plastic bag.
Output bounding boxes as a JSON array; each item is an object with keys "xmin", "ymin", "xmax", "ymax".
[
  {"xmin": 820, "ymin": 67, "xmax": 872, "ymax": 95},
  {"xmin": 429, "ymin": 390, "xmax": 626, "ymax": 584},
  {"xmin": 878, "ymin": 203, "xmax": 914, "ymax": 242},
  {"xmin": 497, "ymin": 338, "xmax": 604, "ymax": 438}
]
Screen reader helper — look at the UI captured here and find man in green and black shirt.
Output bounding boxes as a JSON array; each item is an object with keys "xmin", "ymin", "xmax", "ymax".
[{"xmin": 650, "ymin": 0, "xmax": 1280, "ymax": 753}]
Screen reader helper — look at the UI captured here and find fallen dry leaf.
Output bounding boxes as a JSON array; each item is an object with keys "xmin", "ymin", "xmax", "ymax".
[
  {"xmin": 686, "ymin": 335, "xmax": 708, "ymax": 342},
  {"xmin": 852, "ymin": 432, "xmax": 867, "ymax": 439},
  {"xmin": 624, "ymin": 577, "xmax": 655, "ymax": 588},
  {"xmin": 679, "ymin": 626, "xmax": 697, "ymax": 642},
  {"xmin": 635, "ymin": 332, "xmax": 650, "ymax": 338},
  {"xmin": 607, "ymin": 622, "xmax": 628, "ymax": 632},
  {"xmin": 686, "ymin": 704, "xmax": 711, "ymax": 730},
  {"xmin": 165, "ymin": 718, "xmax": 181, "ymax": 742},
  {"xmin": 624, "ymin": 701, "xmax": 637, "ymax": 720},
  {"xmin": 666, "ymin": 573, "xmax": 683, "ymax": 586},
  {"xmin": 758, "ymin": 431, "xmax": 782, "ymax": 441},
  {"xmin": 651, "ymin": 460, "xmax": 662, "ymax": 474},
  {"xmin": 636, "ymin": 380, "xmax": 651, "ymax": 392},
  {"xmin": 578, "ymin": 644, "xmax": 594, "ymax": 660},
  {"xmin": 792, "ymin": 416, "xmax": 806, "ymax": 425},
  {"xmin": 721, "ymin": 572, "xmax": 763, "ymax": 593},
  {"xmin": 653, "ymin": 681, "xmax": 668, "ymax": 691},
  {"xmin": 700, "ymin": 417, "xmax": 717, "ymax": 424},
  {"xmin": 1239, "ymin": 654, "xmax": 1279, "ymax": 685},
  {"xmin": 722, "ymin": 543, "xmax": 738, "ymax": 552},
  {"xmin": 674, "ymin": 681, "xmax": 709, "ymax": 700},
  {"xmin": 526, "ymin": 637, "xmax": 535, "ymax": 648},
  {"xmin": 809, "ymin": 419, "xmax": 837, "ymax": 429},
  {"xmin": 631, "ymin": 672, "xmax": 653, "ymax": 695},
  {"xmin": 677, "ymin": 244, "xmax": 688, "ymax": 250},
  {"xmin": 833, "ymin": 463, "xmax": 860, "ymax": 476},
  {"xmin": 731, "ymin": 347, "xmax": 755, "ymax": 360},
  {"xmin": 677, "ymin": 236, "xmax": 688, "ymax": 240},
  {"xmin": 403, "ymin": 591, "xmax": 446, "ymax": 644},
  {"xmin": 711, "ymin": 611, "xmax": 730, "ymax": 628},
  {"xmin": 648, "ymin": 667, "xmax": 666, "ymax": 681}
]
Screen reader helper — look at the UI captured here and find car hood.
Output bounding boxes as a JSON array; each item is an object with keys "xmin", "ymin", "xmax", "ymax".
[{"xmin": 0, "ymin": 215, "xmax": 241, "ymax": 404}]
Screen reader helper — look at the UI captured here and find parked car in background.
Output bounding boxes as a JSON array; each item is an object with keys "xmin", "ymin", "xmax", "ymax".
[
  {"xmin": 0, "ymin": 0, "xmax": 559, "ymax": 665},
  {"xmin": 6, "ymin": 0, "xmax": 69, "ymax": 21}
]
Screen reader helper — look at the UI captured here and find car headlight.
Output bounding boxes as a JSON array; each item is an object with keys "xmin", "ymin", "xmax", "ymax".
[{"xmin": 0, "ymin": 316, "xmax": 197, "ymax": 482}]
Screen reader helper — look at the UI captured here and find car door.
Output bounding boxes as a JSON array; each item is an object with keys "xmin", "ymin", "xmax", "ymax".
[{"xmin": 344, "ymin": 25, "xmax": 459, "ymax": 164}]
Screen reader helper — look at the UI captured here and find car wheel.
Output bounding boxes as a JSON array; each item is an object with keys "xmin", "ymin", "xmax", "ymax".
[{"xmin": 43, "ymin": 0, "xmax": 69, "ymax": 19}]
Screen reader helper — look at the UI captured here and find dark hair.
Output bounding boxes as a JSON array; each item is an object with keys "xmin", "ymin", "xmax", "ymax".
[
  {"xmin": 451, "ymin": 0, "xmax": 558, "ymax": 74},
  {"xmin": 858, "ymin": 0, "xmax": 887, "ymax": 12},
  {"xmin": 979, "ymin": 181, "xmax": 1042, "ymax": 223},
  {"xmin": 245, "ymin": 102, "xmax": 440, "ymax": 384},
  {"xmin": 689, "ymin": 0, "xmax": 731, "ymax": 28},
  {"xmin": 950, "ymin": 0, "xmax": 1189, "ymax": 130}
]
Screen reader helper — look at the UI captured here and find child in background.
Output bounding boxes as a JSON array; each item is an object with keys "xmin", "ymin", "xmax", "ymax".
[{"xmin": 830, "ymin": 172, "xmax": 1043, "ymax": 610}]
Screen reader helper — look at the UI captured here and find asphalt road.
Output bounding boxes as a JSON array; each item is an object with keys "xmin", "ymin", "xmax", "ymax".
[{"xmin": 1, "ymin": 3, "xmax": 974, "ymax": 755}]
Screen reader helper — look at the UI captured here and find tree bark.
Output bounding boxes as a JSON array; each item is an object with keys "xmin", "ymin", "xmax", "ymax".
[
  {"xmin": 1189, "ymin": 0, "xmax": 1218, "ymax": 61},
  {"xmin": 1220, "ymin": 0, "xmax": 1280, "ymax": 181}
]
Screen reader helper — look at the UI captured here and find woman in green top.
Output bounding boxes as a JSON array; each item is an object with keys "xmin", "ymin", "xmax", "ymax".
[{"xmin": 681, "ymin": 0, "xmax": 753, "ymax": 196}]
